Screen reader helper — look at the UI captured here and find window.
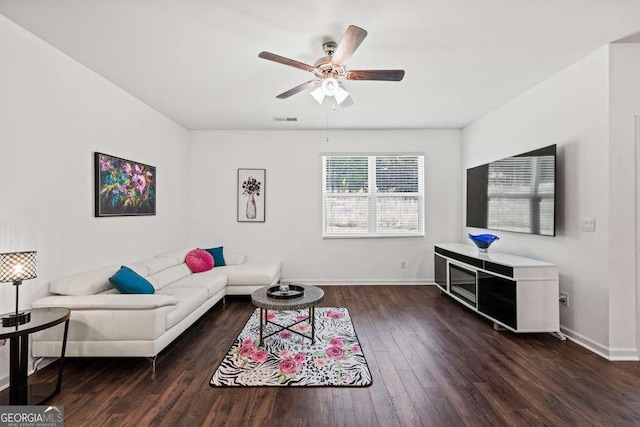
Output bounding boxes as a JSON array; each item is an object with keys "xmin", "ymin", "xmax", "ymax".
[{"xmin": 322, "ymin": 154, "xmax": 425, "ymax": 237}]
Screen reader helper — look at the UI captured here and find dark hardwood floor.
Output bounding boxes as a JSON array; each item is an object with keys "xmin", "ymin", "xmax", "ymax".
[{"xmin": 5, "ymin": 286, "xmax": 640, "ymax": 426}]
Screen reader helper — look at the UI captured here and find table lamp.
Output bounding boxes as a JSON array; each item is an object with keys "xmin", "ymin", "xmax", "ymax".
[{"xmin": 0, "ymin": 251, "xmax": 37, "ymax": 327}]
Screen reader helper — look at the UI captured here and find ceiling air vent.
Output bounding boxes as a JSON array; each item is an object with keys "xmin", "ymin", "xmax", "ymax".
[{"xmin": 272, "ymin": 117, "xmax": 298, "ymax": 122}]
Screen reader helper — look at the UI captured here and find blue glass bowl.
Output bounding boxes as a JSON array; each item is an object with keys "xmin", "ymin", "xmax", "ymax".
[{"xmin": 468, "ymin": 234, "xmax": 499, "ymax": 252}]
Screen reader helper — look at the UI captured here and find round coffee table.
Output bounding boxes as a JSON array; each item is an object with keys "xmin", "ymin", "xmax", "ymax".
[{"xmin": 251, "ymin": 284, "xmax": 324, "ymax": 346}]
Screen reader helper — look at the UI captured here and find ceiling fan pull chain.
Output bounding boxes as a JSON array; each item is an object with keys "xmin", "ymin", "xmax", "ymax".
[{"xmin": 326, "ymin": 110, "xmax": 330, "ymax": 143}]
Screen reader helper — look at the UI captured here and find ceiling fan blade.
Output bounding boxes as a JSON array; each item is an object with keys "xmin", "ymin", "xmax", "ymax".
[
  {"xmin": 332, "ymin": 25, "xmax": 368, "ymax": 66},
  {"xmin": 259, "ymin": 51, "xmax": 315, "ymax": 73},
  {"xmin": 276, "ymin": 80, "xmax": 319, "ymax": 99},
  {"xmin": 346, "ymin": 70, "xmax": 405, "ymax": 81}
]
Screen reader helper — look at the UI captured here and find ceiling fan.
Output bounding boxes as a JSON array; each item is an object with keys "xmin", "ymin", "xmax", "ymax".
[{"xmin": 259, "ymin": 25, "xmax": 405, "ymax": 108}]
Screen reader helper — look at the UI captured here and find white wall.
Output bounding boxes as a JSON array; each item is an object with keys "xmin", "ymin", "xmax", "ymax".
[
  {"xmin": 188, "ymin": 129, "xmax": 462, "ymax": 283},
  {"xmin": 609, "ymin": 43, "xmax": 640, "ymax": 355},
  {"xmin": 0, "ymin": 15, "xmax": 189, "ymax": 384},
  {"xmin": 462, "ymin": 47, "xmax": 613, "ymax": 354}
]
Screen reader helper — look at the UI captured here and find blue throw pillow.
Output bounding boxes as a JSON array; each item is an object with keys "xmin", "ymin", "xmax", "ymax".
[
  {"xmin": 205, "ymin": 246, "xmax": 226, "ymax": 267},
  {"xmin": 109, "ymin": 266, "xmax": 155, "ymax": 294}
]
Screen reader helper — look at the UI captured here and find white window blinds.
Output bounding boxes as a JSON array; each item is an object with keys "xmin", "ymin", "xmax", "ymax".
[
  {"xmin": 322, "ymin": 155, "xmax": 425, "ymax": 237},
  {"xmin": 487, "ymin": 155, "xmax": 555, "ymax": 235}
]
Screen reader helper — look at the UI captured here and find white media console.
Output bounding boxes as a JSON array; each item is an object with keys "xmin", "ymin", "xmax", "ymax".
[{"xmin": 434, "ymin": 243, "xmax": 563, "ymax": 338}]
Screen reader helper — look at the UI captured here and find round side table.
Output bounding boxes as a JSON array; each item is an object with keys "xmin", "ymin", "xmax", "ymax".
[{"xmin": 0, "ymin": 307, "xmax": 70, "ymax": 405}]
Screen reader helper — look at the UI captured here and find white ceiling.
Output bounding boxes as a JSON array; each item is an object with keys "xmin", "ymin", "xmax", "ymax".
[{"xmin": 1, "ymin": 0, "xmax": 639, "ymax": 130}]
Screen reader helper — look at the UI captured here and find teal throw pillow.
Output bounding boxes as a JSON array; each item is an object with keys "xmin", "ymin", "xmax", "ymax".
[
  {"xmin": 109, "ymin": 266, "xmax": 155, "ymax": 294},
  {"xmin": 205, "ymin": 246, "xmax": 226, "ymax": 267}
]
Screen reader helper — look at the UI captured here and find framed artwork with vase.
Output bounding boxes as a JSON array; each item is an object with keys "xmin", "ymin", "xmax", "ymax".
[{"xmin": 237, "ymin": 168, "xmax": 265, "ymax": 222}]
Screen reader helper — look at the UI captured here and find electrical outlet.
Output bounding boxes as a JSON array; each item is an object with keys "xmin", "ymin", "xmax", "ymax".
[
  {"xmin": 581, "ymin": 217, "xmax": 596, "ymax": 232},
  {"xmin": 400, "ymin": 260, "xmax": 407, "ymax": 269},
  {"xmin": 559, "ymin": 292, "xmax": 569, "ymax": 306}
]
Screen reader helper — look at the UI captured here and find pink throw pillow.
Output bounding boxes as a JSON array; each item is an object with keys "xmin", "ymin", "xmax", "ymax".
[{"xmin": 185, "ymin": 249, "xmax": 214, "ymax": 273}]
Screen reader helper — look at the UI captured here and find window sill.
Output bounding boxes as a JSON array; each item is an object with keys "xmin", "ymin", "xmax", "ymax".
[{"xmin": 322, "ymin": 233, "xmax": 425, "ymax": 239}]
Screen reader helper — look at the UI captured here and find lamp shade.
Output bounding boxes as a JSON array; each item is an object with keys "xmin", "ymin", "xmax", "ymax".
[
  {"xmin": 0, "ymin": 251, "xmax": 37, "ymax": 282},
  {"xmin": 334, "ymin": 86, "xmax": 350, "ymax": 104},
  {"xmin": 310, "ymin": 86, "xmax": 325, "ymax": 104},
  {"xmin": 321, "ymin": 78, "xmax": 339, "ymax": 96}
]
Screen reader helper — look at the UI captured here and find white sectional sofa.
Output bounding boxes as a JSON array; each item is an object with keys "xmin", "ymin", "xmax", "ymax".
[{"xmin": 31, "ymin": 248, "xmax": 281, "ymax": 367}]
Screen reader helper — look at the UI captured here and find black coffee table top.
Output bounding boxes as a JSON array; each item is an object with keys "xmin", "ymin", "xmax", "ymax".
[{"xmin": 252, "ymin": 285, "xmax": 324, "ymax": 311}]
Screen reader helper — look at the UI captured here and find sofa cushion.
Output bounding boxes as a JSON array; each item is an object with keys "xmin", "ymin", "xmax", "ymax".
[
  {"xmin": 148, "ymin": 264, "xmax": 191, "ymax": 290},
  {"xmin": 216, "ymin": 261, "xmax": 281, "ymax": 286},
  {"xmin": 157, "ymin": 287, "xmax": 208, "ymax": 330},
  {"xmin": 50, "ymin": 265, "xmax": 118, "ymax": 296},
  {"xmin": 33, "ymin": 294, "xmax": 178, "ymax": 310},
  {"xmin": 109, "ymin": 266, "xmax": 155, "ymax": 294},
  {"xmin": 164, "ymin": 269, "xmax": 227, "ymax": 298},
  {"xmin": 225, "ymin": 252, "xmax": 247, "ymax": 266},
  {"xmin": 156, "ymin": 248, "xmax": 192, "ymax": 264},
  {"xmin": 130, "ymin": 256, "xmax": 180, "ymax": 276},
  {"xmin": 124, "ymin": 263, "xmax": 150, "ymax": 277}
]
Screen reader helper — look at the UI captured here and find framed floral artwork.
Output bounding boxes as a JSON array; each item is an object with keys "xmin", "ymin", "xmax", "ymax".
[
  {"xmin": 238, "ymin": 168, "xmax": 265, "ymax": 222},
  {"xmin": 94, "ymin": 152, "xmax": 156, "ymax": 217}
]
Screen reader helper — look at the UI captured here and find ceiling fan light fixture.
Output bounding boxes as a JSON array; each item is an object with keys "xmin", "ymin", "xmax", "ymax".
[
  {"xmin": 340, "ymin": 94, "xmax": 354, "ymax": 108},
  {"xmin": 310, "ymin": 86, "xmax": 325, "ymax": 104},
  {"xmin": 321, "ymin": 77, "xmax": 339, "ymax": 96},
  {"xmin": 334, "ymin": 86, "xmax": 350, "ymax": 104},
  {"xmin": 259, "ymin": 25, "xmax": 404, "ymax": 105}
]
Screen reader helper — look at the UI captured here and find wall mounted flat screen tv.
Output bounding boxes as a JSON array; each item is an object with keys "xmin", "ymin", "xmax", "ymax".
[{"xmin": 466, "ymin": 144, "xmax": 556, "ymax": 236}]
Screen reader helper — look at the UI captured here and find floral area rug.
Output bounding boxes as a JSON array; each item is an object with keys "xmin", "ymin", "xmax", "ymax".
[{"xmin": 210, "ymin": 307, "xmax": 372, "ymax": 387}]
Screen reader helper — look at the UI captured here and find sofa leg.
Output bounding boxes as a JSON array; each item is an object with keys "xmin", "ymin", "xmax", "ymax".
[
  {"xmin": 147, "ymin": 355, "xmax": 157, "ymax": 374},
  {"xmin": 223, "ymin": 296, "xmax": 226, "ymax": 306}
]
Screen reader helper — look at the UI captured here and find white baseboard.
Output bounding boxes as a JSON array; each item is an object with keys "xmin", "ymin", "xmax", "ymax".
[
  {"xmin": 560, "ymin": 326, "xmax": 639, "ymax": 361},
  {"xmin": 608, "ymin": 347, "xmax": 640, "ymax": 361},
  {"xmin": 283, "ymin": 279, "xmax": 433, "ymax": 286}
]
